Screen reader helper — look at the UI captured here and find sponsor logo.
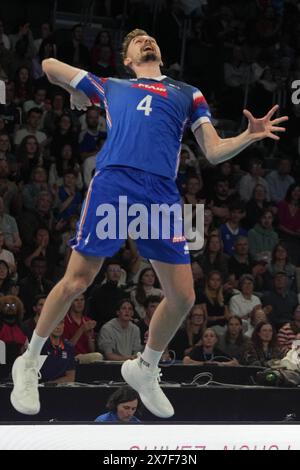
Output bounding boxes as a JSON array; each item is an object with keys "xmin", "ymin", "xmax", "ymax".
[{"xmin": 132, "ymin": 83, "xmax": 168, "ymax": 97}]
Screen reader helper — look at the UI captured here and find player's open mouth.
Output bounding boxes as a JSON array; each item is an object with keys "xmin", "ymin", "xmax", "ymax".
[{"xmin": 143, "ymin": 47, "xmax": 153, "ymax": 52}]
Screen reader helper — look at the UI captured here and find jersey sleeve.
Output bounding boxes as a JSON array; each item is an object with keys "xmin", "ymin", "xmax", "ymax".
[
  {"xmin": 189, "ymin": 87, "xmax": 212, "ymax": 133},
  {"xmin": 70, "ymin": 70, "xmax": 108, "ymax": 107}
]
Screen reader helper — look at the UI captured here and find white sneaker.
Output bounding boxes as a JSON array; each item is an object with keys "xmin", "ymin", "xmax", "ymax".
[
  {"xmin": 10, "ymin": 355, "xmax": 43, "ymax": 415},
  {"xmin": 121, "ymin": 354, "xmax": 174, "ymax": 418}
]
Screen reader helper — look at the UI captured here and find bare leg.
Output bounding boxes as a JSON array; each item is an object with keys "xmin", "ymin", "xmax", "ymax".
[
  {"xmin": 147, "ymin": 261, "xmax": 195, "ymax": 351},
  {"xmin": 121, "ymin": 261, "xmax": 195, "ymax": 418},
  {"xmin": 35, "ymin": 250, "xmax": 104, "ymax": 337}
]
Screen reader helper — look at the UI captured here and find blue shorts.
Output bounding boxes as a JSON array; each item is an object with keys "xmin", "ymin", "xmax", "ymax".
[{"xmin": 70, "ymin": 167, "xmax": 190, "ymax": 264}]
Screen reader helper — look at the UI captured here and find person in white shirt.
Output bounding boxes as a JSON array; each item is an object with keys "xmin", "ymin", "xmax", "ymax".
[{"xmin": 229, "ymin": 274, "xmax": 261, "ymax": 320}]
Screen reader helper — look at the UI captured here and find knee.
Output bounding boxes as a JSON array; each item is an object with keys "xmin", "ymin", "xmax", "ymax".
[
  {"xmin": 61, "ymin": 275, "xmax": 93, "ymax": 301},
  {"xmin": 170, "ymin": 289, "xmax": 196, "ymax": 315}
]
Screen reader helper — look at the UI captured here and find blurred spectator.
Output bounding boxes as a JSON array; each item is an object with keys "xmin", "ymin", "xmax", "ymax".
[
  {"xmin": 79, "ymin": 107, "xmax": 106, "ymax": 161},
  {"xmin": 265, "ymin": 243, "xmax": 297, "ymax": 292},
  {"xmin": 13, "ymin": 66, "xmax": 33, "ymax": 106},
  {"xmin": 0, "ymin": 18, "xmax": 11, "ymax": 50},
  {"xmin": 229, "ymin": 274, "xmax": 261, "ymax": 319},
  {"xmin": 97, "ymin": 299, "xmax": 142, "ymax": 361},
  {"xmin": 22, "ymin": 166, "xmax": 49, "ymax": 210},
  {"xmin": 170, "ymin": 304, "xmax": 207, "ymax": 360},
  {"xmin": 277, "ymin": 183, "xmax": 300, "ymax": 264},
  {"xmin": 91, "ymin": 30, "xmax": 115, "ymax": 69},
  {"xmin": 33, "ymin": 22, "xmax": 52, "ymax": 56},
  {"xmin": 209, "ymin": 177, "xmax": 235, "ymax": 224},
  {"xmin": 0, "ymin": 81, "xmax": 21, "ymax": 135},
  {"xmin": 0, "ymin": 132, "xmax": 16, "ymax": 166},
  {"xmin": 0, "ymin": 196, "xmax": 22, "ymax": 253},
  {"xmin": 91, "ymin": 45, "xmax": 116, "ymax": 77},
  {"xmin": 262, "ymin": 271, "xmax": 298, "ymax": 329},
  {"xmin": 10, "ymin": 21, "xmax": 35, "ymax": 72},
  {"xmin": 218, "ymin": 315, "xmax": 250, "ymax": 362},
  {"xmin": 0, "ymin": 230, "xmax": 16, "ymax": 275},
  {"xmin": 219, "ymin": 202, "xmax": 247, "ymax": 256},
  {"xmin": 191, "ymin": 260, "xmax": 205, "ymax": 303},
  {"xmin": 266, "ymin": 157, "xmax": 295, "ymax": 204},
  {"xmin": 95, "ymin": 386, "xmax": 141, "ymax": 423},
  {"xmin": 238, "ymin": 159, "xmax": 270, "ymax": 202},
  {"xmin": 228, "ymin": 236, "xmax": 254, "ymax": 280},
  {"xmin": 198, "ymin": 270, "xmax": 230, "ymax": 334},
  {"xmin": 0, "ymin": 295, "xmax": 27, "ymax": 364},
  {"xmin": 50, "ymin": 113, "xmax": 78, "ymax": 158},
  {"xmin": 21, "ymin": 294, "xmax": 46, "ymax": 340},
  {"xmin": 248, "ymin": 209, "xmax": 279, "ymax": 261},
  {"xmin": 244, "ymin": 183, "xmax": 272, "ymax": 229},
  {"xmin": 40, "ymin": 320, "xmax": 75, "ymax": 384},
  {"xmin": 43, "ymin": 91, "xmax": 67, "ymax": 135},
  {"xmin": 57, "ymin": 169, "xmax": 82, "ymax": 221},
  {"xmin": 130, "ymin": 268, "xmax": 163, "ymax": 320},
  {"xmin": 136, "ymin": 295, "xmax": 160, "ymax": 346},
  {"xmin": 14, "ymin": 107, "xmax": 47, "ymax": 147},
  {"xmin": 22, "ymin": 227, "xmax": 58, "ymax": 279},
  {"xmin": 16, "ymin": 135, "xmax": 43, "ymax": 183},
  {"xmin": 48, "ymin": 144, "xmax": 83, "ymax": 190},
  {"xmin": 243, "ymin": 321, "xmax": 282, "ymax": 367},
  {"xmin": 183, "ymin": 328, "xmax": 238, "ymax": 366},
  {"xmin": 277, "ymin": 305, "xmax": 300, "ymax": 355},
  {"xmin": 57, "ymin": 23, "xmax": 90, "ymax": 68},
  {"xmin": 0, "ymin": 260, "xmax": 16, "ymax": 296},
  {"xmin": 63, "ymin": 295, "xmax": 97, "ymax": 356},
  {"xmin": 18, "ymin": 190, "xmax": 55, "ymax": 246},
  {"xmin": 0, "ymin": 159, "xmax": 21, "ymax": 214},
  {"xmin": 197, "ymin": 234, "xmax": 229, "ymax": 280},
  {"xmin": 87, "ymin": 259, "xmax": 128, "ymax": 331},
  {"xmin": 23, "ymin": 86, "xmax": 47, "ymax": 115},
  {"xmin": 19, "ymin": 256, "xmax": 54, "ymax": 318},
  {"xmin": 244, "ymin": 305, "xmax": 268, "ymax": 338}
]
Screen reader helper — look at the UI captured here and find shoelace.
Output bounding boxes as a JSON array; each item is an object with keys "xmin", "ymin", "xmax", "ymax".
[{"xmin": 24, "ymin": 367, "xmax": 41, "ymax": 391}]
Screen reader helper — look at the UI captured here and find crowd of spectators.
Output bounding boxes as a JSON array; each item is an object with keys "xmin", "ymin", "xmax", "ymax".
[{"xmin": 0, "ymin": 0, "xmax": 300, "ymax": 382}]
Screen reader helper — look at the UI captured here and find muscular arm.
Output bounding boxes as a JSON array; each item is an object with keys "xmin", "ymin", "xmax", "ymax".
[
  {"xmin": 194, "ymin": 122, "xmax": 254, "ymax": 165},
  {"xmin": 194, "ymin": 105, "xmax": 288, "ymax": 165}
]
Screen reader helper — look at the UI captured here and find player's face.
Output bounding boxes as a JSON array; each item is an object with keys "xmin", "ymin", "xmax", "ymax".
[{"xmin": 124, "ymin": 35, "xmax": 162, "ymax": 68}]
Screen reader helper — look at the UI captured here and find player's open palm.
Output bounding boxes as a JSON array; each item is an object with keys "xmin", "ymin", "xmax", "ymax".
[{"xmin": 243, "ymin": 104, "xmax": 288, "ymax": 142}]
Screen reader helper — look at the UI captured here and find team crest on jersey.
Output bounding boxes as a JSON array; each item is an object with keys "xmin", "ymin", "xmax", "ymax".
[{"xmin": 132, "ymin": 83, "xmax": 168, "ymax": 97}]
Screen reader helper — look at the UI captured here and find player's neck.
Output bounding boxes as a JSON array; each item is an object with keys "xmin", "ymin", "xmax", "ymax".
[{"xmin": 134, "ymin": 63, "xmax": 163, "ymax": 79}]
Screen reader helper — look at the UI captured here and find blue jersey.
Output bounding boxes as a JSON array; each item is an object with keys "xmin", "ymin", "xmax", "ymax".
[{"xmin": 71, "ymin": 71, "xmax": 212, "ymax": 179}]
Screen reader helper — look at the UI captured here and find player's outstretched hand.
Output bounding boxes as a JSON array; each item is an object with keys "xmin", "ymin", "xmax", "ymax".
[
  {"xmin": 243, "ymin": 104, "xmax": 288, "ymax": 142},
  {"xmin": 70, "ymin": 89, "xmax": 92, "ymax": 111}
]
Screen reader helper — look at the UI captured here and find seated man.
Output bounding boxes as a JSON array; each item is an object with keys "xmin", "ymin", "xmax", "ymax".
[
  {"xmin": 40, "ymin": 320, "xmax": 75, "ymax": 384},
  {"xmin": 97, "ymin": 299, "xmax": 142, "ymax": 361}
]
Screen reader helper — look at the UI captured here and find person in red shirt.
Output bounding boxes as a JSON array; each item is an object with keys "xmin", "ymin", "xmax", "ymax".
[{"xmin": 63, "ymin": 294, "xmax": 96, "ymax": 356}]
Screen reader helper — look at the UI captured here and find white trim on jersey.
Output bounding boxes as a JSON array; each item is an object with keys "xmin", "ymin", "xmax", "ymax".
[
  {"xmin": 70, "ymin": 70, "xmax": 88, "ymax": 88},
  {"xmin": 191, "ymin": 116, "xmax": 211, "ymax": 134}
]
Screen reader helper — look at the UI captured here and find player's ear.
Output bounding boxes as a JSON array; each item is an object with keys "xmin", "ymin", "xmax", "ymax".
[{"xmin": 124, "ymin": 57, "xmax": 132, "ymax": 67}]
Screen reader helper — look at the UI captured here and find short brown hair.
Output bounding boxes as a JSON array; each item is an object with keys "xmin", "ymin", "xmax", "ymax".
[{"xmin": 121, "ymin": 28, "xmax": 148, "ymax": 60}]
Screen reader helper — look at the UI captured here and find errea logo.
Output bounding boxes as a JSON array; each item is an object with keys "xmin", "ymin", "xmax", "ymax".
[{"xmin": 132, "ymin": 83, "xmax": 168, "ymax": 97}]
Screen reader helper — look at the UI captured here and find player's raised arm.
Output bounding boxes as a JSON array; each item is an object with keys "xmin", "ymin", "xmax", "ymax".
[
  {"xmin": 42, "ymin": 58, "xmax": 81, "ymax": 87},
  {"xmin": 42, "ymin": 58, "xmax": 99, "ymax": 110},
  {"xmin": 194, "ymin": 104, "xmax": 288, "ymax": 165}
]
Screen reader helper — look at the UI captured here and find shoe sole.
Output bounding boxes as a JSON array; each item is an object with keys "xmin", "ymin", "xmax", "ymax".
[
  {"xmin": 10, "ymin": 391, "xmax": 40, "ymax": 415},
  {"xmin": 121, "ymin": 361, "xmax": 174, "ymax": 419}
]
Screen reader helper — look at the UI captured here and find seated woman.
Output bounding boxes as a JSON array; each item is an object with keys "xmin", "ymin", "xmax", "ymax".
[
  {"xmin": 130, "ymin": 268, "xmax": 163, "ymax": 320},
  {"xmin": 218, "ymin": 315, "xmax": 250, "ymax": 362},
  {"xmin": 183, "ymin": 328, "xmax": 238, "ymax": 366},
  {"xmin": 199, "ymin": 270, "xmax": 230, "ymax": 335},
  {"xmin": 244, "ymin": 305, "xmax": 268, "ymax": 338},
  {"xmin": 95, "ymin": 386, "xmax": 141, "ymax": 423},
  {"xmin": 169, "ymin": 304, "xmax": 207, "ymax": 360},
  {"xmin": 243, "ymin": 321, "xmax": 283, "ymax": 367}
]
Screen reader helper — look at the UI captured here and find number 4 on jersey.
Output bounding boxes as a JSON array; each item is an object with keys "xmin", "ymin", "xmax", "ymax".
[{"xmin": 136, "ymin": 95, "xmax": 153, "ymax": 116}]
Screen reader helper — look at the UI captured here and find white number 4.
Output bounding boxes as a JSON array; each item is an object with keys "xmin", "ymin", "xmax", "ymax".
[{"xmin": 136, "ymin": 95, "xmax": 153, "ymax": 116}]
